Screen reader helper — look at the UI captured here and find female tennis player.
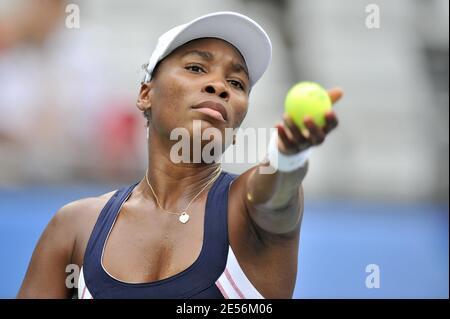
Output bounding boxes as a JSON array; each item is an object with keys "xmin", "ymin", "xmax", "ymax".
[{"xmin": 17, "ymin": 12, "xmax": 342, "ymax": 299}]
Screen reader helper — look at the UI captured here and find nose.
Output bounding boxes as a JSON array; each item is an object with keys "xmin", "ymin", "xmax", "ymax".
[{"xmin": 202, "ymin": 81, "xmax": 230, "ymax": 101}]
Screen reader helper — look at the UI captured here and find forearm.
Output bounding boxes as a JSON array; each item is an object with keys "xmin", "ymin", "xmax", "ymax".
[{"xmin": 246, "ymin": 161, "xmax": 308, "ymax": 211}]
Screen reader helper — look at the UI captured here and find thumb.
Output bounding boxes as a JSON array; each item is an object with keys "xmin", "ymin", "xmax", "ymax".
[{"xmin": 328, "ymin": 88, "xmax": 344, "ymax": 104}]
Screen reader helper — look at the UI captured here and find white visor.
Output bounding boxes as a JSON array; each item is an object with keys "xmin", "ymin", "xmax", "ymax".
[{"xmin": 143, "ymin": 11, "xmax": 272, "ymax": 88}]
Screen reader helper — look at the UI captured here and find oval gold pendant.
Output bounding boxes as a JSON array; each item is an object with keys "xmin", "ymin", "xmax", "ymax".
[{"xmin": 179, "ymin": 212, "xmax": 190, "ymax": 224}]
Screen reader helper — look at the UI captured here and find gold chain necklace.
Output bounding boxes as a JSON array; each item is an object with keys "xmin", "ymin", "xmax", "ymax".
[{"xmin": 145, "ymin": 166, "xmax": 222, "ymax": 224}]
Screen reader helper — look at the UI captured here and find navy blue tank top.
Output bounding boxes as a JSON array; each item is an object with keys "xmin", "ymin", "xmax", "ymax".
[{"xmin": 82, "ymin": 171, "xmax": 238, "ymax": 299}]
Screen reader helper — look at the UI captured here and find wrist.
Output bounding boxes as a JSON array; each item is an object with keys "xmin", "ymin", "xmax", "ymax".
[{"xmin": 267, "ymin": 131, "xmax": 312, "ymax": 172}]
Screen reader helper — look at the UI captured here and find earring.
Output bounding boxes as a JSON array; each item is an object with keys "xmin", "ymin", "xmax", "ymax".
[{"xmin": 146, "ymin": 126, "xmax": 150, "ymax": 140}]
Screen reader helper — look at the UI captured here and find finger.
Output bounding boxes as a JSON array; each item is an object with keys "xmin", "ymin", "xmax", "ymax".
[
  {"xmin": 276, "ymin": 123, "xmax": 295, "ymax": 146},
  {"xmin": 275, "ymin": 124, "xmax": 297, "ymax": 151},
  {"xmin": 328, "ymin": 88, "xmax": 344, "ymax": 104},
  {"xmin": 323, "ymin": 111, "xmax": 339, "ymax": 134},
  {"xmin": 304, "ymin": 117, "xmax": 325, "ymax": 145},
  {"xmin": 283, "ymin": 114, "xmax": 308, "ymax": 144}
]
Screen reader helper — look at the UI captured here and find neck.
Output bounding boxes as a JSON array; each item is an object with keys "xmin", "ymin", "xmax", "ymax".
[{"xmin": 137, "ymin": 130, "xmax": 222, "ymax": 211}]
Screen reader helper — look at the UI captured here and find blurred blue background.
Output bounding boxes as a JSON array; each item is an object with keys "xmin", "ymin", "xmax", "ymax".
[
  {"xmin": 0, "ymin": 187, "xmax": 447, "ymax": 298},
  {"xmin": 0, "ymin": 0, "xmax": 448, "ymax": 298}
]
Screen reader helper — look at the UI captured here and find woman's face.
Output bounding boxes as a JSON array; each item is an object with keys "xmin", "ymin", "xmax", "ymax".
[{"xmin": 138, "ymin": 38, "xmax": 250, "ymax": 147}]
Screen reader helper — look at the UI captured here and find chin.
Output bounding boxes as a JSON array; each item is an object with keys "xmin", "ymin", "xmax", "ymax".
[{"xmin": 186, "ymin": 116, "xmax": 223, "ymax": 131}]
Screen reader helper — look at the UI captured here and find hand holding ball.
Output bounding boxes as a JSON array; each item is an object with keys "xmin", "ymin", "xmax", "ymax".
[{"xmin": 284, "ymin": 82, "xmax": 332, "ymax": 131}]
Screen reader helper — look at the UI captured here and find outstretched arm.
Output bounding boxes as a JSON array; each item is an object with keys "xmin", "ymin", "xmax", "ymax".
[{"xmin": 244, "ymin": 88, "xmax": 343, "ymax": 236}]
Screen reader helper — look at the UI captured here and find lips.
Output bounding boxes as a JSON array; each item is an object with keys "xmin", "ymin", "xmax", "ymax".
[{"xmin": 192, "ymin": 101, "xmax": 228, "ymax": 123}]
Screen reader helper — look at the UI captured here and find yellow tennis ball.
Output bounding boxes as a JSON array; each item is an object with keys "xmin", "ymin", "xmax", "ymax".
[{"xmin": 284, "ymin": 82, "xmax": 332, "ymax": 131}]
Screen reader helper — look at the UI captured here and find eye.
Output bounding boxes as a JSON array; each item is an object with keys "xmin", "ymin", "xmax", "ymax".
[
  {"xmin": 229, "ymin": 80, "xmax": 245, "ymax": 91},
  {"xmin": 185, "ymin": 64, "xmax": 206, "ymax": 73}
]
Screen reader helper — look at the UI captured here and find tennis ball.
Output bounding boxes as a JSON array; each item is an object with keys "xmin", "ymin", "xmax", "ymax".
[{"xmin": 284, "ymin": 82, "xmax": 332, "ymax": 131}]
